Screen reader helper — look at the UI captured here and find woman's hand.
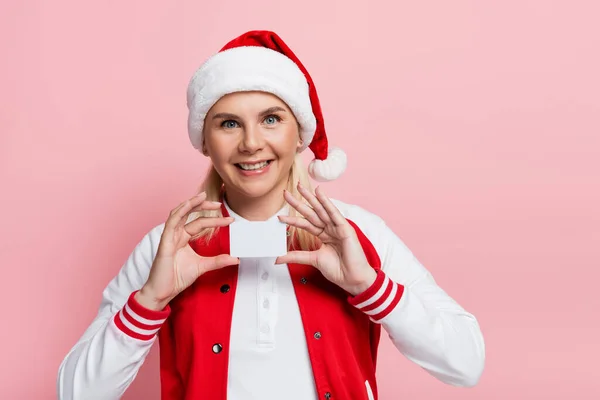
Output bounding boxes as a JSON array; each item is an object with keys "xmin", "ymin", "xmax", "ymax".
[
  {"xmin": 136, "ymin": 192, "xmax": 239, "ymax": 310},
  {"xmin": 275, "ymin": 184, "xmax": 376, "ymax": 296}
]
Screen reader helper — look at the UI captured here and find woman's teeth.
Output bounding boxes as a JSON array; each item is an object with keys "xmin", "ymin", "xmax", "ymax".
[{"xmin": 238, "ymin": 161, "xmax": 270, "ymax": 170}]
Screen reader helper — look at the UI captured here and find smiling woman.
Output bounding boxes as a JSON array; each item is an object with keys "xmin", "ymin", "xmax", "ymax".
[
  {"xmin": 57, "ymin": 30, "xmax": 485, "ymax": 400},
  {"xmin": 193, "ymin": 91, "xmax": 320, "ymax": 250},
  {"xmin": 203, "ymin": 92, "xmax": 302, "ymax": 213}
]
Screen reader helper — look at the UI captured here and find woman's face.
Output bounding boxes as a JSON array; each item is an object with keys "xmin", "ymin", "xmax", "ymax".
[{"xmin": 203, "ymin": 91, "xmax": 303, "ymax": 200}]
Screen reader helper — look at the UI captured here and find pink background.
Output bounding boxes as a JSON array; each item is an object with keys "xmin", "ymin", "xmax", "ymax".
[{"xmin": 2, "ymin": 0, "xmax": 599, "ymax": 399}]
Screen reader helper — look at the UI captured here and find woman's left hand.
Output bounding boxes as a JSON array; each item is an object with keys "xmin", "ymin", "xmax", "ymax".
[{"xmin": 275, "ymin": 183, "xmax": 377, "ymax": 296}]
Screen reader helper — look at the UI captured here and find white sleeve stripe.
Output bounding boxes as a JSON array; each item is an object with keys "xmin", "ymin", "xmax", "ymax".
[
  {"xmin": 124, "ymin": 302, "xmax": 167, "ymax": 325},
  {"xmin": 118, "ymin": 310, "xmax": 161, "ymax": 336},
  {"xmin": 364, "ymin": 282, "xmax": 397, "ymax": 316},
  {"xmin": 354, "ymin": 275, "xmax": 390, "ymax": 309}
]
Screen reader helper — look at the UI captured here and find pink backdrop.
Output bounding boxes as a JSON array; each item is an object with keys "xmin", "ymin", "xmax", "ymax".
[{"xmin": 2, "ymin": 1, "xmax": 599, "ymax": 399}]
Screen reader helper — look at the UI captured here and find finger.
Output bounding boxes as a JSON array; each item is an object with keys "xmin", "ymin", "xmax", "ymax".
[
  {"xmin": 189, "ymin": 201, "xmax": 222, "ymax": 213},
  {"xmin": 283, "ymin": 190, "xmax": 325, "ymax": 229},
  {"xmin": 175, "ymin": 200, "xmax": 223, "ymax": 229},
  {"xmin": 185, "ymin": 216, "xmax": 235, "ymax": 235},
  {"xmin": 278, "ymin": 215, "xmax": 323, "ymax": 236},
  {"xmin": 175, "ymin": 192, "xmax": 209, "ymax": 215},
  {"xmin": 165, "ymin": 192, "xmax": 208, "ymax": 231},
  {"xmin": 201, "ymin": 254, "xmax": 240, "ymax": 273},
  {"xmin": 315, "ymin": 186, "xmax": 347, "ymax": 226},
  {"xmin": 275, "ymin": 250, "xmax": 317, "ymax": 266},
  {"xmin": 297, "ymin": 182, "xmax": 332, "ymax": 226}
]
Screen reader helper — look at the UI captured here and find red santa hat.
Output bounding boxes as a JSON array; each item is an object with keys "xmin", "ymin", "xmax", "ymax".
[{"xmin": 186, "ymin": 30, "xmax": 347, "ymax": 182}]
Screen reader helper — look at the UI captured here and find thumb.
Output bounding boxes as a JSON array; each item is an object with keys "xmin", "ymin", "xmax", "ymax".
[
  {"xmin": 201, "ymin": 254, "xmax": 240, "ymax": 273},
  {"xmin": 275, "ymin": 251, "xmax": 317, "ymax": 267}
]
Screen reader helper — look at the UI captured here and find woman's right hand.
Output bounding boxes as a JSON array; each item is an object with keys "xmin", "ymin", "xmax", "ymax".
[{"xmin": 135, "ymin": 192, "xmax": 239, "ymax": 310}]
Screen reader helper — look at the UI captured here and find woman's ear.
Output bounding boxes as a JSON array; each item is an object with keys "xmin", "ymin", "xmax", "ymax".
[
  {"xmin": 202, "ymin": 141, "xmax": 209, "ymax": 156},
  {"xmin": 296, "ymin": 131, "xmax": 304, "ymax": 152}
]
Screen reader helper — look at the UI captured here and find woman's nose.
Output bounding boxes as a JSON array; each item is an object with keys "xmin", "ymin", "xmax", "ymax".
[{"xmin": 239, "ymin": 125, "xmax": 265, "ymax": 153}]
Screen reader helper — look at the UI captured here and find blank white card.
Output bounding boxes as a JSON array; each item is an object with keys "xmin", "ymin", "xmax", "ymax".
[{"xmin": 229, "ymin": 218, "xmax": 287, "ymax": 258}]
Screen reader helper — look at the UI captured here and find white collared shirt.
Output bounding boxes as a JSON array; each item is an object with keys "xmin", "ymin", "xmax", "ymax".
[{"xmin": 224, "ymin": 201, "xmax": 318, "ymax": 400}]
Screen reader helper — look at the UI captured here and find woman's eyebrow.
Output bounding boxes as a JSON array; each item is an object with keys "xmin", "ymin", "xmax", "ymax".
[
  {"xmin": 212, "ymin": 112, "xmax": 239, "ymax": 120},
  {"xmin": 259, "ymin": 106, "xmax": 287, "ymax": 117},
  {"xmin": 212, "ymin": 107, "xmax": 287, "ymax": 120}
]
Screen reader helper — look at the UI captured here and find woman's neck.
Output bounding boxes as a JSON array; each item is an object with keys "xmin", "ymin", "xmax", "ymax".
[{"xmin": 223, "ymin": 184, "xmax": 287, "ymax": 221}]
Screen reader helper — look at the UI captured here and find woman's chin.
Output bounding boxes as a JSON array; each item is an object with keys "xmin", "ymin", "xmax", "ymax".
[{"xmin": 231, "ymin": 181, "xmax": 279, "ymax": 199}]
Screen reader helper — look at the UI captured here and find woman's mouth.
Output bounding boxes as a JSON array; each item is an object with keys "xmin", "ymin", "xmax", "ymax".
[
  {"xmin": 235, "ymin": 160, "xmax": 273, "ymax": 170},
  {"xmin": 234, "ymin": 160, "xmax": 274, "ymax": 175}
]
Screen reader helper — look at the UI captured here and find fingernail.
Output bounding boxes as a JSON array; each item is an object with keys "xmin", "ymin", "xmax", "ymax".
[{"xmin": 210, "ymin": 201, "xmax": 222, "ymax": 205}]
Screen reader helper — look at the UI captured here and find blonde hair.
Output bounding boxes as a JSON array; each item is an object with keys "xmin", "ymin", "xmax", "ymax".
[{"xmin": 189, "ymin": 154, "xmax": 321, "ymax": 252}]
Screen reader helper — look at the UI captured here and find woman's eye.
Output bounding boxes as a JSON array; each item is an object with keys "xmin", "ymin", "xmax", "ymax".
[
  {"xmin": 222, "ymin": 120, "xmax": 239, "ymax": 129},
  {"xmin": 264, "ymin": 115, "xmax": 280, "ymax": 125}
]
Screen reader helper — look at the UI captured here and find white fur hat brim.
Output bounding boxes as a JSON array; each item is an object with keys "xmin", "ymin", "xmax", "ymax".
[{"xmin": 186, "ymin": 46, "xmax": 316, "ymax": 152}]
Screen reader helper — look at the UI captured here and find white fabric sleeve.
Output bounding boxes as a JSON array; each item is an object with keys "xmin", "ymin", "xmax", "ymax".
[
  {"xmin": 57, "ymin": 223, "xmax": 167, "ymax": 400},
  {"xmin": 346, "ymin": 208, "xmax": 485, "ymax": 387}
]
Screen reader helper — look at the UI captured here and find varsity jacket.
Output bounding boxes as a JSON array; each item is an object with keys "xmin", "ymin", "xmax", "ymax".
[{"xmin": 57, "ymin": 199, "xmax": 485, "ymax": 399}]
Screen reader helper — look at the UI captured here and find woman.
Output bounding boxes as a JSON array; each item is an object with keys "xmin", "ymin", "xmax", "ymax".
[{"xmin": 57, "ymin": 30, "xmax": 485, "ymax": 400}]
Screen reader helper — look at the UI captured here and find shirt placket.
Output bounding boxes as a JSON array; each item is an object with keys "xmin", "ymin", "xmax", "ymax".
[{"xmin": 256, "ymin": 258, "xmax": 278, "ymax": 348}]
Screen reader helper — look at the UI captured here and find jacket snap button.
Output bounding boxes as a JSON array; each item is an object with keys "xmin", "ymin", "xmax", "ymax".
[
  {"xmin": 220, "ymin": 284, "xmax": 230, "ymax": 293},
  {"xmin": 212, "ymin": 343, "xmax": 223, "ymax": 354},
  {"xmin": 324, "ymin": 392, "xmax": 331, "ymax": 399},
  {"xmin": 314, "ymin": 332, "xmax": 322, "ymax": 339},
  {"xmin": 300, "ymin": 277, "xmax": 307, "ymax": 284}
]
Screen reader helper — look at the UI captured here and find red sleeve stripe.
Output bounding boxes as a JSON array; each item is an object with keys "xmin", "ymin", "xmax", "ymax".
[
  {"xmin": 113, "ymin": 312, "xmax": 158, "ymax": 341},
  {"xmin": 114, "ymin": 291, "xmax": 170, "ymax": 341},
  {"xmin": 369, "ymin": 282, "xmax": 404, "ymax": 322},
  {"xmin": 122, "ymin": 306, "xmax": 164, "ymax": 330},
  {"xmin": 125, "ymin": 290, "xmax": 170, "ymax": 321},
  {"xmin": 361, "ymin": 277, "xmax": 394, "ymax": 313},
  {"xmin": 348, "ymin": 270, "xmax": 405, "ymax": 322},
  {"xmin": 352, "ymin": 274, "xmax": 390, "ymax": 309}
]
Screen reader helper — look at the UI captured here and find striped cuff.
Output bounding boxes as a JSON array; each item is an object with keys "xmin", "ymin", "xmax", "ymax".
[
  {"xmin": 113, "ymin": 291, "xmax": 171, "ymax": 341},
  {"xmin": 347, "ymin": 269, "xmax": 404, "ymax": 322}
]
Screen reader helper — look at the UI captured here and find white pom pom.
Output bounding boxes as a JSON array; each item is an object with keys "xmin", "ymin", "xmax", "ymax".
[{"xmin": 308, "ymin": 147, "xmax": 347, "ymax": 182}]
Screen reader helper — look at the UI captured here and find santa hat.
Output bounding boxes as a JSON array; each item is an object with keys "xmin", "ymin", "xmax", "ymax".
[{"xmin": 186, "ymin": 30, "xmax": 347, "ymax": 182}]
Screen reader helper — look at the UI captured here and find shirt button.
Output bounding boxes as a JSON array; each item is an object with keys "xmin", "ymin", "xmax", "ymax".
[
  {"xmin": 300, "ymin": 277, "xmax": 307, "ymax": 284},
  {"xmin": 263, "ymin": 299, "xmax": 270, "ymax": 308},
  {"xmin": 212, "ymin": 343, "xmax": 223, "ymax": 354},
  {"xmin": 261, "ymin": 272, "xmax": 269, "ymax": 281},
  {"xmin": 314, "ymin": 332, "xmax": 322, "ymax": 339},
  {"xmin": 220, "ymin": 284, "xmax": 230, "ymax": 293},
  {"xmin": 261, "ymin": 324, "xmax": 270, "ymax": 334},
  {"xmin": 324, "ymin": 392, "xmax": 331, "ymax": 399}
]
